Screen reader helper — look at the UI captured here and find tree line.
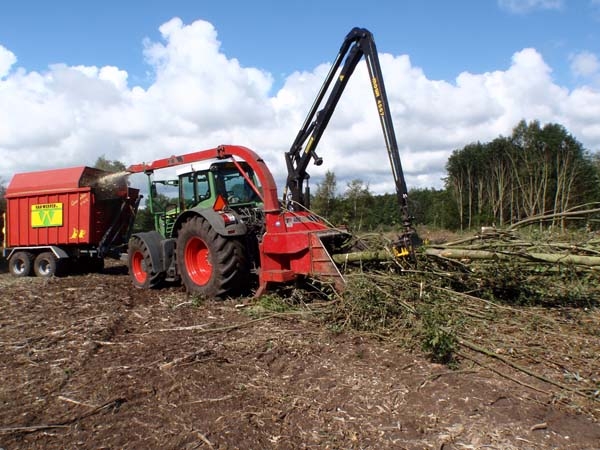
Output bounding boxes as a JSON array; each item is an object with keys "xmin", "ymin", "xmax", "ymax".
[
  {"xmin": 445, "ymin": 120, "xmax": 600, "ymax": 230},
  {"xmin": 311, "ymin": 120, "xmax": 600, "ymax": 232},
  {"xmin": 309, "ymin": 171, "xmax": 460, "ymax": 232},
  {"xmin": 1, "ymin": 120, "xmax": 599, "ymax": 237}
]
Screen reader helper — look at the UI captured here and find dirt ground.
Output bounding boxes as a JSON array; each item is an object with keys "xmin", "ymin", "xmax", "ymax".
[{"xmin": 0, "ymin": 261, "xmax": 598, "ymax": 449}]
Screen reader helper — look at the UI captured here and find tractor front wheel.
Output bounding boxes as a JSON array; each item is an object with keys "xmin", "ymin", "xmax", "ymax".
[
  {"xmin": 176, "ymin": 216, "xmax": 248, "ymax": 298},
  {"xmin": 128, "ymin": 236, "xmax": 163, "ymax": 289}
]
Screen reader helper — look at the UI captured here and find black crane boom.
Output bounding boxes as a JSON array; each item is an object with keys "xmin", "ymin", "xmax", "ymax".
[{"xmin": 284, "ymin": 27, "xmax": 417, "ymax": 252}]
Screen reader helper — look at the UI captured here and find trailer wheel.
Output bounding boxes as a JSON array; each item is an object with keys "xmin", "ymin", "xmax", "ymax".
[
  {"xmin": 176, "ymin": 216, "xmax": 249, "ymax": 298},
  {"xmin": 8, "ymin": 251, "xmax": 33, "ymax": 277},
  {"xmin": 33, "ymin": 252, "xmax": 60, "ymax": 278},
  {"xmin": 128, "ymin": 236, "xmax": 162, "ymax": 289}
]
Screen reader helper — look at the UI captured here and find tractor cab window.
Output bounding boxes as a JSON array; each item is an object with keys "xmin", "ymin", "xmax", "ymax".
[
  {"xmin": 210, "ymin": 162, "xmax": 262, "ymax": 205},
  {"xmin": 196, "ymin": 173, "xmax": 210, "ymax": 201},
  {"xmin": 148, "ymin": 177, "xmax": 179, "ymax": 238},
  {"xmin": 222, "ymin": 168, "xmax": 260, "ymax": 204},
  {"xmin": 179, "ymin": 171, "xmax": 211, "ymax": 208},
  {"xmin": 180, "ymin": 174, "xmax": 195, "ymax": 208},
  {"xmin": 150, "ymin": 179, "xmax": 179, "ymax": 213}
]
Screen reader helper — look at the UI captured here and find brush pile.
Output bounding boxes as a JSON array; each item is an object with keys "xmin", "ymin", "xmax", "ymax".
[{"xmin": 321, "ymin": 210, "xmax": 600, "ymax": 419}]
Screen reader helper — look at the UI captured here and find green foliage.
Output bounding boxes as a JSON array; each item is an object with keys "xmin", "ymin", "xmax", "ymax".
[
  {"xmin": 257, "ymin": 294, "xmax": 295, "ymax": 312},
  {"xmin": 417, "ymin": 300, "xmax": 458, "ymax": 365},
  {"xmin": 133, "ymin": 193, "xmax": 174, "ymax": 233},
  {"xmin": 370, "ymin": 193, "xmax": 401, "ymax": 227},
  {"xmin": 190, "ymin": 295, "xmax": 204, "ymax": 308},
  {"xmin": 309, "ymin": 120, "xmax": 598, "ymax": 232},
  {"xmin": 244, "ymin": 291, "xmax": 310, "ymax": 318},
  {"xmin": 446, "ymin": 120, "xmax": 600, "ymax": 230},
  {"xmin": 324, "ymin": 273, "xmax": 462, "ymax": 366},
  {"xmin": 312, "ymin": 170, "xmax": 339, "ymax": 221},
  {"xmin": 409, "ymin": 188, "xmax": 459, "ymax": 229},
  {"xmin": 310, "ymin": 178, "xmax": 459, "ymax": 232},
  {"xmin": 468, "ymin": 262, "xmax": 599, "ymax": 308},
  {"xmin": 325, "ymin": 273, "xmax": 415, "ymax": 335},
  {"xmin": 332, "ymin": 276, "xmax": 410, "ymax": 333},
  {"xmin": 342, "ymin": 179, "xmax": 373, "ymax": 232},
  {"xmin": 132, "ymin": 207, "xmax": 154, "ymax": 233}
]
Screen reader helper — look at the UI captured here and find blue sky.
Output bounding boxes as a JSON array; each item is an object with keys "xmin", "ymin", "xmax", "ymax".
[
  {"xmin": 2, "ymin": 0, "xmax": 598, "ymax": 88},
  {"xmin": 1, "ymin": 0, "xmax": 600, "ymax": 192}
]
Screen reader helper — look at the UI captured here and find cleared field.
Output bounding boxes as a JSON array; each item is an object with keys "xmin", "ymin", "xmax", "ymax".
[{"xmin": 0, "ymin": 261, "xmax": 598, "ymax": 449}]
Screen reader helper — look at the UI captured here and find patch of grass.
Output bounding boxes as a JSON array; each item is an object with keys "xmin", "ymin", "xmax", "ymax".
[
  {"xmin": 190, "ymin": 295, "xmax": 204, "ymax": 308},
  {"xmin": 256, "ymin": 294, "xmax": 295, "ymax": 313},
  {"xmin": 243, "ymin": 291, "xmax": 305, "ymax": 318},
  {"xmin": 329, "ymin": 274, "xmax": 415, "ymax": 335}
]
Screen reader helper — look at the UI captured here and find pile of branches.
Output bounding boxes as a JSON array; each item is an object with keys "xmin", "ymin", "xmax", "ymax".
[
  {"xmin": 425, "ymin": 206, "xmax": 600, "ymax": 307},
  {"xmin": 319, "ymin": 206, "xmax": 600, "ymax": 417},
  {"xmin": 325, "ymin": 269, "xmax": 599, "ymax": 416}
]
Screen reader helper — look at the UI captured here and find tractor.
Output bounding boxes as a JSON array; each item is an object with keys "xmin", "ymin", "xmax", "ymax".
[{"xmin": 126, "ymin": 27, "xmax": 419, "ymax": 298}]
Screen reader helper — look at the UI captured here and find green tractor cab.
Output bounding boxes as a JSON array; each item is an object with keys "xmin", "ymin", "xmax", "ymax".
[{"xmin": 146, "ymin": 160, "xmax": 264, "ymax": 239}]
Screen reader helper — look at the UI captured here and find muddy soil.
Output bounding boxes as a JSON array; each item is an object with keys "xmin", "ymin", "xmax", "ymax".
[{"xmin": 0, "ymin": 262, "xmax": 598, "ymax": 449}]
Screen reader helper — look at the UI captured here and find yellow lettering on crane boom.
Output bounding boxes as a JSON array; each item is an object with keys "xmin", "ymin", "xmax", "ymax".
[{"xmin": 371, "ymin": 77, "xmax": 381, "ymax": 97}]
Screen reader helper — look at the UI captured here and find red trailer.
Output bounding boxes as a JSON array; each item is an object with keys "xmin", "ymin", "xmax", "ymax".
[{"xmin": 3, "ymin": 166, "xmax": 139, "ymax": 277}]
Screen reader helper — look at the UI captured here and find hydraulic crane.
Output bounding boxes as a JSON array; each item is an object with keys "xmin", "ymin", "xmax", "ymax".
[{"xmin": 284, "ymin": 27, "xmax": 419, "ymax": 255}]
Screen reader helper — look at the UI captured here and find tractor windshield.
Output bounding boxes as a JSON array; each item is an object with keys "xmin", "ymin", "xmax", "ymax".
[
  {"xmin": 178, "ymin": 162, "xmax": 262, "ymax": 210},
  {"xmin": 212, "ymin": 163, "xmax": 262, "ymax": 206}
]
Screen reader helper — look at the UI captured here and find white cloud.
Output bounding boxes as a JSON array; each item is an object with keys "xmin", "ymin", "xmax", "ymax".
[
  {"xmin": 142, "ymin": 18, "xmax": 274, "ymax": 131},
  {"xmin": 0, "ymin": 18, "xmax": 599, "ymax": 196},
  {"xmin": 0, "ymin": 45, "xmax": 17, "ymax": 78},
  {"xmin": 570, "ymin": 51, "xmax": 600, "ymax": 79},
  {"xmin": 498, "ymin": 0, "xmax": 563, "ymax": 14}
]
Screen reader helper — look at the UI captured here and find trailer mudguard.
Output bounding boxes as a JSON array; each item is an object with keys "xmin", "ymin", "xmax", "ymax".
[{"xmin": 3, "ymin": 245, "xmax": 69, "ymax": 261}]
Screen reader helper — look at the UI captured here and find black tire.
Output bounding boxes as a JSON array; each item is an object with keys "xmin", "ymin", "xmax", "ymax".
[
  {"xmin": 128, "ymin": 236, "xmax": 163, "ymax": 289},
  {"xmin": 33, "ymin": 252, "xmax": 61, "ymax": 278},
  {"xmin": 8, "ymin": 251, "xmax": 33, "ymax": 277},
  {"xmin": 176, "ymin": 216, "xmax": 249, "ymax": 298}
]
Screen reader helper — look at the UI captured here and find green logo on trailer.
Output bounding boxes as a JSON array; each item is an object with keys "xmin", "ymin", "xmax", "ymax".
[{"xmin": 31, "ymin": 203, "xmax": 64, "ymax": 227}]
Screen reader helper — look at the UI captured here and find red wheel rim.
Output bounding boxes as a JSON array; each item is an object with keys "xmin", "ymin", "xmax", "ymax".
[
  {"xmin": 131, "ymin": 250, "xmax": 148, "ymax": 284},
  {"xmin": 185, "ymin": 236, "xmax": 212, "ymax": 285}
]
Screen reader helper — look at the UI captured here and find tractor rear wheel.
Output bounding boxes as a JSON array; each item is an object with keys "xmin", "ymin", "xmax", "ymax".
[
  {"xmin": 128, "ymin": 236, "xmax": 163, "ymax": 289},
  {"xmin": 33, "ymin": 252, "xmax": 61, "ymax": 278},
  {"xmin": 176, "ymin": 216, "xmax": 249, "ymax": 298},
  {"xmin": 8, "ymin": 251, "xmax": 33, "ymax": 277}
]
